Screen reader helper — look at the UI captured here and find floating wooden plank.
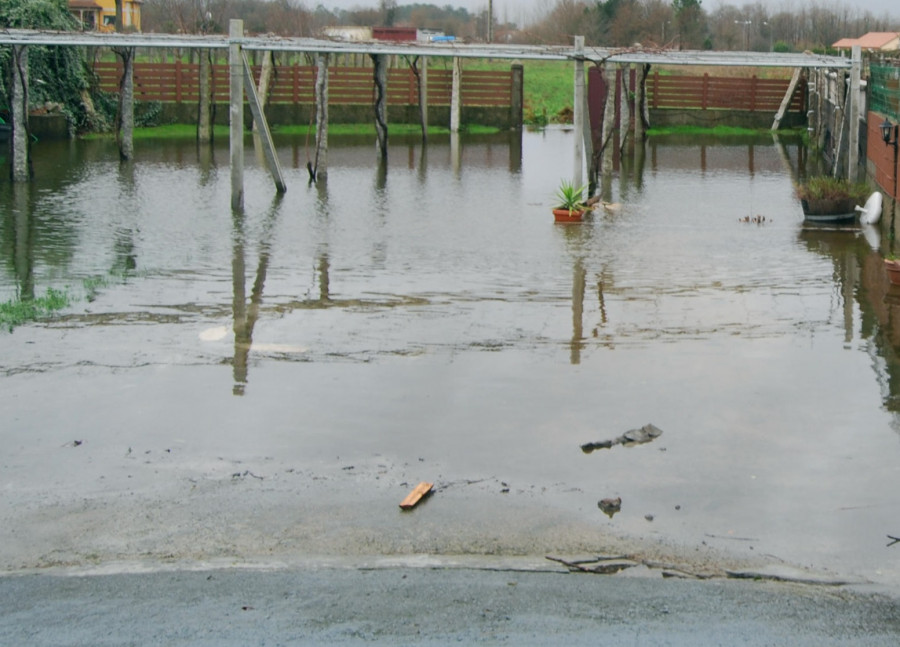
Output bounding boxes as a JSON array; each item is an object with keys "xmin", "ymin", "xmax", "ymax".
[{"xmin": 399, "ymin": 481, "xmax": 433, "ymax": 510}]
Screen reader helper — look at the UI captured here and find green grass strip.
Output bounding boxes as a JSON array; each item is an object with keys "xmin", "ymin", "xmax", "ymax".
[{"xmin": 0, "ymin": 288, "xmax": 70, "ymax": 332}]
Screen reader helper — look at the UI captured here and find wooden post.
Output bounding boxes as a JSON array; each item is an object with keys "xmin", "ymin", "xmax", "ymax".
[
  {"xmin": 510, "ymin": 63, "xmax": 524, "ymax": 130},
  {"xmin": 252, "ymin": 50, "xmax": 273, "ymax": 134},
  {"xmin": 10, "ymin": 45, "xmax": 30, "ymax": 182},
  {"xmin": 602, "ymin": 61, "xmax": 616, "ymax": 173},
  {"xmin": 230, "ymin": 19, "xmax": 245, "ymax": 210},
  {"xmin": 772, "ymin": 67, "xmax": 801, "ymax": 131},
  {"xmin": 450, "ymin": 56, "xmax": 461, "ymax": 133},
  {"xmin": 314, "ymin": 52, "xmax": 329, "ymax": 179},
  {"xmin": 420, "ymin": 56, "xmax": 428, "ymax": 142},
  {"xmin": 634, "ymin": 64, "xmax": 645, "ymax": 142},
  {"xmin": 241, "ymin": 52, "xmax": 286, "ymax": 193},
  {"xmin": 573, "ymin": 36, "xmax": 585, "ymax": 189},
  {"xmin": 848, "ymin": 45, "xmax": 861, "ymax": 178},
  {"xmin": 619, "ymin": 67, "xmax": 630, "ymax": 153},
  {"xmin": 114, "ymin": 47, "xmax": 135, "ymax": 161},
  {"xmin": 372, "ymin": 54, "xmax": 388, "ymax": 161},
  {"xmin": 198, "ymin": 48, "xmax": 212, "ymax": 143}
]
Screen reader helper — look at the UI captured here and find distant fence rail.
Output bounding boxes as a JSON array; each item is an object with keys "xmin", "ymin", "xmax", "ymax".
[
  {"xmin": 647, "ymin": 72, "xmax": 805, "ymax": 113},
  {"xmin": 92, "ymin": 61, "xmax": 514, "ymax": 107}
]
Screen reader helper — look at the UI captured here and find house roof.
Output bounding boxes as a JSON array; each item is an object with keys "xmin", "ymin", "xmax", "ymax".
[
  {"xmin": 833, "ymin": 32, "xmax": 900, "ymax": 50},
  {"xmin": 68, "ymin": 0, "xmax": 103, "ymax": 9}
]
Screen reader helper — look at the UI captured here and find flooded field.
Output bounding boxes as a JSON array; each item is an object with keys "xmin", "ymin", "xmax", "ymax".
[{"xmin": 2, "ymin": 128, "xmax": 900, "ymax": 587}]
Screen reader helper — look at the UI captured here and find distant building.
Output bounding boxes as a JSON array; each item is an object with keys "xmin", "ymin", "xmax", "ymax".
[
  {"xmin": 69, "ymin": 0, "xmax": 142, "ymax": 33},
  {"xmin": 833, "ymin": 32, "xmax": 900, "ymax": 54},
  {"xmin": 323, "ymin": 26, "xmax": 448, "ymax": 43},
  {"xmin": 323, "ymin": 26, "xmax": 373, "ymax": 41}
]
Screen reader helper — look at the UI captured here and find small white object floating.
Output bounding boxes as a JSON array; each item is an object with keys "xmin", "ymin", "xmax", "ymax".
[{"xmin": 856, "ymin": 191, "xmax": 883, "ymax": 225}]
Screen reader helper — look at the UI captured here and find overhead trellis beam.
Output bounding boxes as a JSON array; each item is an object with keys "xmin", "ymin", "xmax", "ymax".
[{"xmin": 0, "ymin": 29, "xmax": 853, "ymax": 70}]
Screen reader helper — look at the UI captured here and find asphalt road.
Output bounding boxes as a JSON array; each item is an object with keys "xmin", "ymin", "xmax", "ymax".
[{"xmin": 3, "ymin": 564, "xmax": 900, "ymax": 646}]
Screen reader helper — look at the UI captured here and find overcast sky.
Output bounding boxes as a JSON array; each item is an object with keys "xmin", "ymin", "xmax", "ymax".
[{"xmin": 319, "ymin": 0, "xmax": 900, "ymax": 27}]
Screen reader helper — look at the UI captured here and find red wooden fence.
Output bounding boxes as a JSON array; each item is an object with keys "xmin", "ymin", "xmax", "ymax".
[
  {"xmin": 647, "ymin": 72, "xmax": 805, "ymax": 113},
  {"xmin": 92, "ymin": 61, "xmax": 513, "ymax": 107}
]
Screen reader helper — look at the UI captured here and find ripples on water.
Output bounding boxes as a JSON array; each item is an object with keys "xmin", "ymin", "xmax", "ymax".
[{"xmin": 3, "ymin": 128, "xmax": 900, "ymax": 586}]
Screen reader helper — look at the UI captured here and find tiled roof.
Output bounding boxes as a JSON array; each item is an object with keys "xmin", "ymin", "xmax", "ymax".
[{"xmin": 833, "ymin": 32, "xmax": 900, "ymax": 49}]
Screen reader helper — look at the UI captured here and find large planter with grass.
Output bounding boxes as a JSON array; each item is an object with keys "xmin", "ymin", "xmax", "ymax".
[
  {"xmin": 797, "ymin": 176, "xmax": 869, "ymax": 223},
  {"xmin": 800, "ymin": 198, "xmax": 857, "ymax": 222}
]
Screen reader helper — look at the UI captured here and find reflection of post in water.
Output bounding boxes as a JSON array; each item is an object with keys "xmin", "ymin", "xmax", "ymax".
[
  {"xmin": 12, "ymin": 182, "xmax": 35, "ymax": 301},
  {"xmin": 570, "ymin": 257, "xmax": 586, "ymax": 365},
  {"xmin": 231, "ymin": 195, "xmax": 282, "ymax": 396},
  {"xmin": 114, "ymin": 161, "xmax": 138, "ymax": 273},
  {"xmin": 450, "ymin": 131, "xmax": 461, "ymax": 177},
  {"xmin": 197, "ymin": 139, "xmax": 216, "ymax": 187},
  {"xmin": 509, "ymin": 128, "xmax": 522, "ymax": 174},
  {"xmin": 417, "ymin": 145, "xmax": 428, "ymax": 184}
]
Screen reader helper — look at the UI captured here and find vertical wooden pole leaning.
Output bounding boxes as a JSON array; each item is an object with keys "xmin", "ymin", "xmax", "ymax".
[
  {"xmin": 230, "ymin": 19, "xmax": 245, "ymax": 211},
  {"xmin": 10, "ymin": 45, "xmax": 30, "ymax": 182},
  {"xmin": 573, "ymin": 36, "xmax": 585, "ymax": 190},
  {"xmin": 450, "ymin": 57, "xmax": 461, "ymax": 133},
  {"xmin": 198, "ymin": 49, "xmax": 212, "ymax": 143},
  {"xmin": 847, "ymin": 45, "xmax": 861, "ymax": 179},
  {"xmin": 372, "ymin": 54, "xmax": 388, "ymax": 161},
  {"xmin": 115, "ymin": 47, "xmax": 135, "ymax": 161},
  {"xmin": 314, "ymin": 52, "xmax": 329, "ymax": 179},
  {"xmin": 241, "ymin": 52, "xmax": 286, "ymax": 193}
]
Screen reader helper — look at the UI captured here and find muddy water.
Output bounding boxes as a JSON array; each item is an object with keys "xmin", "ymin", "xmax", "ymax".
[{"xmin": 2, "ymin": 129, "xmax": 900, "ymax": 585}]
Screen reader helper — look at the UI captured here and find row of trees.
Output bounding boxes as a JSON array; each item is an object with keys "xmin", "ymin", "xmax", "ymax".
[
  {"xmin": 139, "ymin": 0, "xmax": 899, "ymax": 52},
  {"xmin": 523, "ymin": 0, "xmax": 899, "ymax": 51}
]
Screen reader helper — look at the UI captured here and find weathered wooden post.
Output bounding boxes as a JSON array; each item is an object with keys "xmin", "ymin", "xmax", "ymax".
[
  {"xmin": 372, "ymin": 54, "xmax": 388, "ymax": 161},
  {"xmin": 848, "ymin": 45, "xmax": 861, "ymax": 179},
  {"xmin": 450, "ymin": 56, "xmax": 462, "ymax": 133},
  {"xmin": 602, "ymin": 61, "xmax": 617, "ymax": 173},
  {"xmin": 510, "ymin": 63, "xmax": 524, "ymax": 131},
  {"xmin": 114, "ymin": 47, "xmax": 135, "ymax": 161},
  {"xmin": 10, "ymin": 45, "xmax": 30, "ymax": 182},
  {"xmin": 633, "ymin": 64, "xmax": 645, "ymax": 142},
  {"xmin": 251, "ymin": 50, "xmax": 273, "ymax": 135},
  {"xmin": 198, "ymin": 49, "xmax": 212, "ymax": 143},
  {"xmin": 573, "ymin": 36, "xmax": 585, "ymax": 189},
  {"xmin": 230, "ymin": 19, "xmax": 245, "ymax": 210},
  {"xmin": 419, "ymin": 56, "xmax": 428, "ymax": 143},
  {"xmin": 314, "ymin": 52, "xmax": 329, "ymax": 179}
]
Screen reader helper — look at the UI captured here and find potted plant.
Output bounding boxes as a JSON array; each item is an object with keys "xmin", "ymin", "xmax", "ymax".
[
  {"xmin": 552, "ymin": 179, "xmax": 589, "ymax": 223},
  {"xmin": 796, "ymin": 176, "xmax": 870, "ymax": 222}
]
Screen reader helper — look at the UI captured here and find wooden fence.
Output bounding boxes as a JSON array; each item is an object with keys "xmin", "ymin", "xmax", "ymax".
[
  {"xmin": 92, "ymin": 61, "xmax": 514, "ymax": 107},
  {"xmin": 647, "ymin": 72, "xmax": 805, "ymax": 113}
]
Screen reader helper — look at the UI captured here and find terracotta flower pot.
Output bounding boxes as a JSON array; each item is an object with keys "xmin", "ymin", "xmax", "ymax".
[
  {"xmin": 885, "ymin": 259, "xmax": 900, "ymax": 285},
  {"xmin": 553, "ymin": 208, "xmax": 585, "ymax": 223}
]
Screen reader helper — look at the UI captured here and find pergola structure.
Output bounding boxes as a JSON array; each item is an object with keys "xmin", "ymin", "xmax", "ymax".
[{"xmin": 0, "ymin": 26, "xmax": 860, "ymax": 207}]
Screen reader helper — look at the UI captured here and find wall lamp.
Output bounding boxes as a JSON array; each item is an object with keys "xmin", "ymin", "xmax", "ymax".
[{"xmin": 880, "ymin": 117, "xmax": 898, "ymax": 149}]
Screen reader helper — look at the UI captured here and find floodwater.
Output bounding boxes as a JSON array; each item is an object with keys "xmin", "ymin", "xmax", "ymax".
[{"xmin": 2, "ymin": 128, "xmax": 900, "ymax": 586}]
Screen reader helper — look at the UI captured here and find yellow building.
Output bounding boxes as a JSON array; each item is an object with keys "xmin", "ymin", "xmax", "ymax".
[{"xmin": 69, "ymin": 0, "xmax": 142, "ymax": 33}]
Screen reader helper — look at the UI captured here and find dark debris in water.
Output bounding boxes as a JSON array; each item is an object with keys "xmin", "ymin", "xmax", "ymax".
[{"xmin": 581, "ymin": 423, "xmax": 663, "ymax": 454}]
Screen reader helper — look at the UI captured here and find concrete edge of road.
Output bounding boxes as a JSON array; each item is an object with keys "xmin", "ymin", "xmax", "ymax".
[{"xmin": 1, "ymin": 553, "xmax": 892, "ymax": 597}]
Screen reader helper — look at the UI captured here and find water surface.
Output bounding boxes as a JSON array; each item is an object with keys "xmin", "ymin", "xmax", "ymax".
[{"xmin": 2, "ymin": 128, "xmax": 899, "ymax": 585}]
